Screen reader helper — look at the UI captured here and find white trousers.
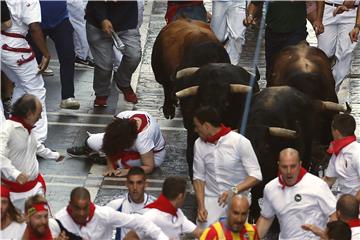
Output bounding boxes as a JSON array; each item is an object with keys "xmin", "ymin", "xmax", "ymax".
[
  {"xmin": 197, "ymin": 196, "xmax": 227, "ymax": 229},
  {"xmin": 86, "ymin": 132, "xmax": 166, "ymax": 168},
  {"xmin": 1, "ymin": 42, "xmax": 48, "ymax": 143},
  {"xmin": 211, "ymin": 1, "xmax": 247, "ymax": 65},
  {"xmin": 317, "ymin": 5, "xmax": 358, "ymax": 92},
  {"xmin": 67, "ymin": 0, "xmax": 91, "ymax": 60}
]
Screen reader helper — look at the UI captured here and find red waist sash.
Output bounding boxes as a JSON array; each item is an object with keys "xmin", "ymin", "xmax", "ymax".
[{"xmin": 2, "ymin": 174, "xmax": 46, "ymax": 193}]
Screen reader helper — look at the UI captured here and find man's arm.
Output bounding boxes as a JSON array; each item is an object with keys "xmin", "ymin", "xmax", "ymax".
[
  {"xmin": 244, "ymin": 2, "xmax": 263, "ymax": 27},
  {"xmin": 191, "ymin": 226, "xmax": 204, "ymax": 239},
  {"xmin": 349, "ymin": 6, "xmax": 360, "ymax": 42},
  {"xmin": 28, "ymin": 22, "xmax": 50, "ymax": 73},
  {"xmin": 313, "ymin": 1, "xmax": 325, "ymax": 35},
  {"xmin": 193, "ymin": 179, "xmax": 207, "ymax": 223},
  {"xmin": 323, "ymin": 176, "xmax": 337, "ymax": 187},
  {"xmin": 256, "ymin": 215, "xmax": 274, "ymax": 239},
  {"xmin": 355, "ymin": 189, "xmax": 360, "ymax": 202},
  {"xmin": 140, "ymin": 151, "xmax": 155, "ymax": 174}
]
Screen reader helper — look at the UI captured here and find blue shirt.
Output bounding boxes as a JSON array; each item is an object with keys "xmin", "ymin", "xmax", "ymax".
[{"xmin": 40, "ymin": 1, "xmax": 68, "ymax": 29}]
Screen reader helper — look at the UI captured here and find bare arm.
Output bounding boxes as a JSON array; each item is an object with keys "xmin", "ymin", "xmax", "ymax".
[
  {"xmin": 349, "ymin": 6, "xmax": 360, "ymax": 42},
  {"xmin": 244, "ymin": 2, "xmax": 262, "ymax": 27},
  {"xmin": 123, "ymin": 230, "xmax": 140, "ymax": 240},
  {"xmin": 28, "ymin": 22, "xmax": 50, "ymax": 73},
  {"xmin": 256, "ymin": 215, "xmax": 274, "ymax": 239},
  {"xmin": 192, "ymin": 226, "xmax": 204, "ymax": 239},
  {"xmin": 193, "ymin": 179, "xmax": 207, "ymax": 223},
  {"xmin": 323, "ymin": 176, "xmax": 336, "ymax": 188},
  {"xmin": 301, "ymin": 224, "xmax": 328, "ymax": 240},
  {"xmin": 314, "ymin": 0, "xmax": 325, "ymax": 35}
]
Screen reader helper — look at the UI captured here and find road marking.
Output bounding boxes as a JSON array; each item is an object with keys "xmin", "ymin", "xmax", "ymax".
[
  {"xmin": 47, "ymin": 111, "xmax": 183, "ymax": 121},
  {"xmin": 43, "ymin": 174, "xmax": 87, "ymax": 180},
  {"xmin": 46, "ymin": 182, "xmax": 81, "ymax": 187},
  {"xmin": 48, "ymin": 121, "xmax": 186, "ymax": 131}
]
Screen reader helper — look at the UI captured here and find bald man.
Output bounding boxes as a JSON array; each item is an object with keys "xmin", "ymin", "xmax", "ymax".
[
  {"xmin": 200, "ymin": 195, "xmax": 258, "ymax": 240},
  {"xmin": 256, "ymin": 148, "xmax": 337, "ymax": 240},
  {"xmin": 336, "ymin": 194, "xmax": 360, "ymax": 239}
]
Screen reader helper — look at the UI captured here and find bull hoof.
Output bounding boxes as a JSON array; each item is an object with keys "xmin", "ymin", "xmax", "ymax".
[{"xmin": 163, "ymin": 104, "xmax": 175, "ymax": 119}]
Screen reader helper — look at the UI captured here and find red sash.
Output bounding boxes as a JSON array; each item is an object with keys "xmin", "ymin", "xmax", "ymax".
[
  {"xmin": 146, "ymin": 193, "xmax": 177, "ymax": 217},
  {"xmin": 348, "ymin": 219, "xmax": 360, "ymax": 228},
  {"xmin": 278, "ymin": 167, "xmax": 307, "ymax": 190},
  {"xmin": 2, "ymin": 174, "xmax": 46, "ymax": 193},
  {"xmin": 327, "ymin": 135, "xmax": 356, "ymax": 156}
]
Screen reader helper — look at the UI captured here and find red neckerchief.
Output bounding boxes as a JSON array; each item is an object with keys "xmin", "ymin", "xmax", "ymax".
[
  {"xmin": 23, "ymin": 225, "xmax": 52, "ymax": 240},
  {"xmin": 130, "ymin": 114, "xmax": 148, "ymax": 133},
  {"xmin": 66, "ymin": 202, "xmax": 96, "ymax": 227},
  {"xmin": 145, "ymin": 193, "xmax": 177, "ymax": 217},
  {"xmin": 109, "ymin": 114, "xmax": 148, "ymax": 168},
  {"xmin": 348, "ymin": 219, "xmax": 360, "ymax": 228},
  {"xmin": 9, "ymin": 115, "xmax": 34, "ymax": 134},
  {"xmin": 278, "ymin": 167, "xmax": 307, "ymax": 190},
  {"xmin": 327, "ymin": 135, "xmax": 356, "ymax": 156},
  {"xmin": 205, "ymin": 124, "xmax": 231, "ymax": 144}
]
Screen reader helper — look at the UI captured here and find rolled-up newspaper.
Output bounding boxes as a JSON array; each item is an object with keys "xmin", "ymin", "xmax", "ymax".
[{"xmin": 111, "ymin": 30, "xmax": 125, "ymax": 53}]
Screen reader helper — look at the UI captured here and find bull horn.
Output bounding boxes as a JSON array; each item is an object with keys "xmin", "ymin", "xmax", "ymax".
[
  {"xmin": 321, "ymin": 101, "xmax": 348, "ymax": 112},
  {"xmin": 269, "ymin": 127, "xmax": 298, "ymax": 138},
  {"xmin": 175, "ymin": 86, "xmax": 199, "ymax": 98},
  {"xmin": 176, "ymin": 67, "xmax": 200, "ymax": 79},
  {"xmin": 230, "ymin": 84, "xmax": 252, "ymax": 93}
]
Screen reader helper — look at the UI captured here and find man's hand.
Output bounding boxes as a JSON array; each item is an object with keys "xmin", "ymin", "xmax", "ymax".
[
  {"xmin": 16, "ymin": 173, "xmax": 28, "ymax": 184},
  {"xmin": 103, "ymin": 168, "xmax": 128, "ymax": 177},
  {"xmin": 218, "ymin": 190, "xmax": 232, "ymax": 207},
  {"xmin": 101, "ymin": 19, "xmax": 113, "ymax": 35},
  {"xmin": 197, "ymin": 207, "xmax": 208, "ymax": 223},
  {"xmin": 312, "ymin": 19, "xmax": 324, "ymax": 35},
  {"xmin": 333, "ymin": 5, "xmax": 350, "ymax": 16},
  {"xmin": 54, "ymin": 231, "xmax": 69, "ymax": 240},
  {"xmin": 37, "ymin": 55, "xmax": 50, "ymax": 74},
  {"xmin": 342, "ymin": 0, "xmax": 355, "ymax": 8},
  {"xmin": 349, "ymin": 27, "xmax": 359, "ymax": 43},
  {"xmin": 56, "ymin": 155, "xmax": 65, "ymax": 162},
  {"xmin": 243, "ymin": 14, "xmax": 256, "ymax": 27}
]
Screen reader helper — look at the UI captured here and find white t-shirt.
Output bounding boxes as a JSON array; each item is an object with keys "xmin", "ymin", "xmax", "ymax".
[
  {"xmin": 325, "ymin": 141, "xmax": 360, "ymax": 196},
  {"xmin": 2, "ymin": 0, "xmax": 41, "ymax": 47},
  {"xmin": 53, "ymin": 205, "xmax": 168, "ymax": 240},
  {"xmin": 107, "ymin": 192, "xmax": 156, "ymax": 240},
  {"xmin": 261, "ymin": 173, "xmax": 336, "ymax": 240},
  {"xmin": 0, "ymin": 221, "xmax": 26, "ymax": 240},
  {"xmin": 142, "ymin": 208, "xmax": 196, "ymax": 240},
  {"xmin": 349, "ymin": 220, "xmax": 360, "ymax": 240},
  {"xmin": 193, "ymin": 131, "xmax": 262, "ymax": 197}
]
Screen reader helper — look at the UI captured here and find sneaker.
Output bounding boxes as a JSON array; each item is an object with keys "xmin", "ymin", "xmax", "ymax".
[
  {"xmin": 75, "ymin": 56, "xmax": 95, "ymax": 69},
  {"xmin": 67, "ymin": 145, "xmax": 93, "ymax": 158},
  {"xmin": 119, "ymin": 86, "xmax": 138, "ymax": 104},
  {"xmin": 94, "ymin": 96, "xmax": 108, "ymax": 107},
  {"xmin": 42, "ymin": 68, "xmax": 54, "ymax": 76},
  {"xmin": 60, "ymin": 98, "xmax": 80, "ymax": 110}
]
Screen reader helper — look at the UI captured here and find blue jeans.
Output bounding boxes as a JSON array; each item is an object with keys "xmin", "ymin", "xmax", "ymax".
[
  {"xmin": 28, "ymin": 18, "xmax": 76, "ymax": 99},
  {"xmin": 265, "ymin": 26, "xmax": 308, "ymax": 80}
]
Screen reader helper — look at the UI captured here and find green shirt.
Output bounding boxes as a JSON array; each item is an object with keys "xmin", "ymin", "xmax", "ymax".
[{"xmin": 266, "ymin": 1, "xmax": 307, "ymax": 33}]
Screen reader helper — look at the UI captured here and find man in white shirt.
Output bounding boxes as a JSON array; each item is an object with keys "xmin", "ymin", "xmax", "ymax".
[
  {"xmin": 52, "ymin": 187, "xmax": 168, "ymax": 240},
  {"xmin": 192, "ymin": 106, "xmax": 262, "ymax": 228},
  {"xmin": 1, "ymin": 0, "xmax": 50, "ymax": 143},
  {"xmin": 23, "ymin": 194, "xmax": 68, "ymax": 239},
  {"xmin": 336, "ymin": 194, "xmax": 360, "ymax": 239},
  {"xmin": 324, "ymin": 114, "xmax": 360, "ymax": 201},
  {"xmin": 107, "ymin": 166, "xmax": 156, "ymax": 240},
  {"xmin": 0, "ymin": 94, "xmax": 63, "ymax": 212},
  {"xmin": 256, "ymin": 148, "xmax": 337, "ymax": 240},
  {"xmin": 67, "ymin": 110, "xmax": 166, "ymax": 177},
  {"xmin": 136, "ymin": 176, "xmax": 202, "ymax": 239},
  {"xmin": 0, "ymin": 185, "xmax": 26, "ymax": 239}
]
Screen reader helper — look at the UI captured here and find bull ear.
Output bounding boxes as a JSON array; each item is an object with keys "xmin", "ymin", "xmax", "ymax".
[
  {"xmin": 229, "ymin": 84, "xmax": 252, "ymax": 93},
  {"xmin": 176, "ymin": 67, "xmax": 200, "ymax": 79},
  {"xmin": 268, "ymin": 127, "xmax": 298, "ymax": 138},
  {"xmin": 175, "ymin": 86, "xmax": 199, "ymax": 98}
]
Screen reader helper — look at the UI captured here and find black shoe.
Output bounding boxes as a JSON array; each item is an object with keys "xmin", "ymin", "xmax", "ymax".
[
  {"xmin": 75, "ymin": 56, "xmax": 95, "ymax": 69},
  {"xmin": 67, "ymin": 145, "xmax": 93, "ymax": 158}
]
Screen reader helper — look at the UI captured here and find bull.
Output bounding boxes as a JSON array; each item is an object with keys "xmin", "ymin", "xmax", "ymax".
[
  {"xmin": 175, "ymin": 63, "xmax": 260, "ymax": 178},
  {"xmin": 268, "ymin": 42, "xmax": 340, "ymax": 144},
  {"xmin": 151, "ymin": 18, "xmax": 230, "ymax": 119},
  {"xmin": 244, "ymin": 86, "xmax": 349, "ymax": 221}
]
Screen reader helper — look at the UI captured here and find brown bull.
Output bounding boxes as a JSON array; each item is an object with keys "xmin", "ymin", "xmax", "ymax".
[{"xmin": 151, "ymin": 18, "xmax": 230, "ymax": 119}]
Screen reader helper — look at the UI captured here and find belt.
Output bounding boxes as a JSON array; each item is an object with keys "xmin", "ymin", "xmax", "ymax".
[
  {"xmin": 324, "ymin": 2, "xmax": 358, "ymax": 8},
  {"xmin": 1, "ymin": 31, "xmax": 26, "ymax": 39},
  {"xmin": 2, "ymin": 44, "xmax": 36, "ymax": 66}
]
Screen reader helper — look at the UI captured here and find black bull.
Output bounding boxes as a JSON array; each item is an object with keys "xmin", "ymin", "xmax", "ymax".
[
  {"xmin": 245, "ymin": 86, "xmax": 349, "ymax": 221},
  {"xmin": 175, "ymin": 63, "xmax": 260, "ymax": 178}
]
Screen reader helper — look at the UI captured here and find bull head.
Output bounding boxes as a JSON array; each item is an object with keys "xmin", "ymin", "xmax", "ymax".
[{"xmin": 175, "ymin": 84, "xmax": 252, "ymax": 98}]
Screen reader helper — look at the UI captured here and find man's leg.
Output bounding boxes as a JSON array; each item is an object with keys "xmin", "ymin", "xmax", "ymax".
[
  {"xmin": 211, "ymin": 1, "xmax": 229, "ymax": 43},
  {"xmin": 86, "ymin": 22, "xmax": 114, "ymax": 105}
]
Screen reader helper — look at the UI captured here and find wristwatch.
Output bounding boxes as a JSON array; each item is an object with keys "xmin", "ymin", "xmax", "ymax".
[{"xmin": 231, "ymin": 186, "xmax": 238, "ymax": 194}]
